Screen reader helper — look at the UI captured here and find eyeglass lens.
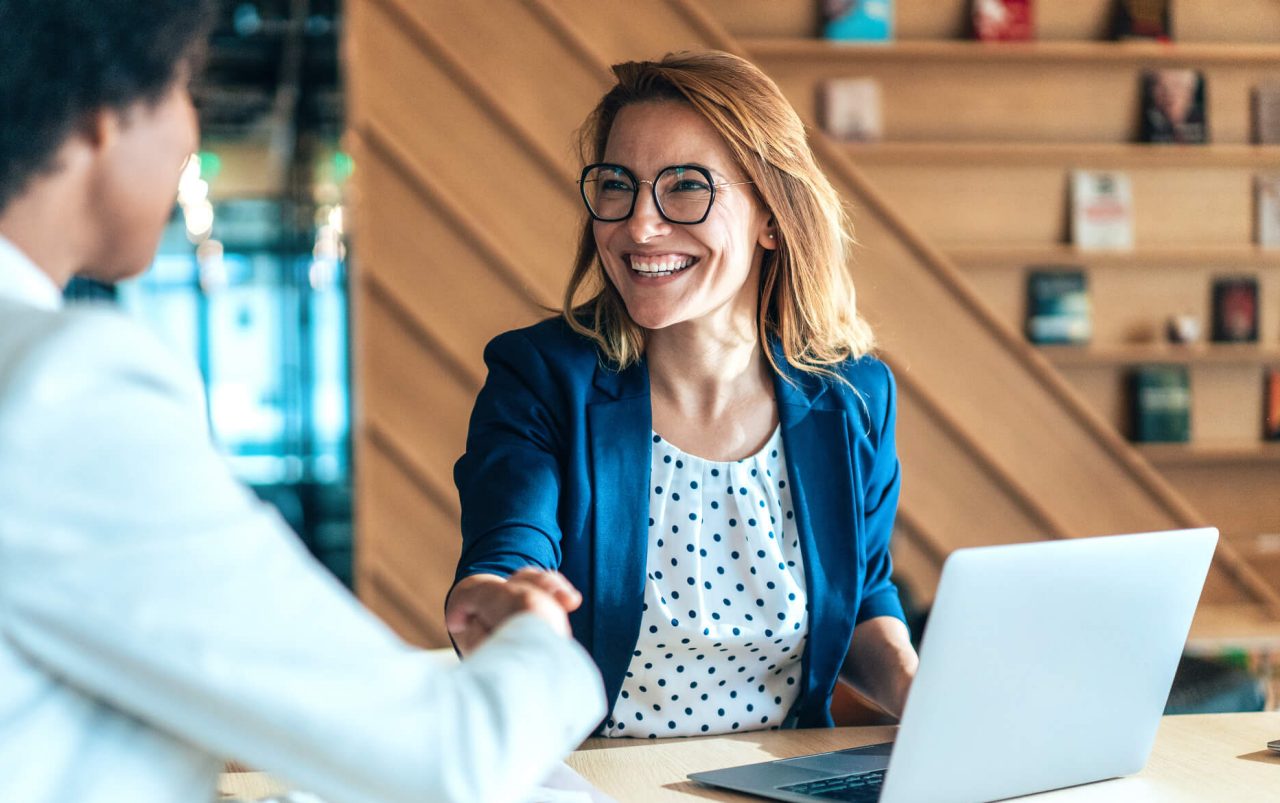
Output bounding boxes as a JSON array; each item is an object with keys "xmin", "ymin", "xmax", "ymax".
[{"xmin": 581, "ymin": 165, "xmax": 714, "ymax": 224}]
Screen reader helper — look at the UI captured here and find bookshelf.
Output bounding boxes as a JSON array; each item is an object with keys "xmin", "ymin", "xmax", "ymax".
[
  {"xmin": 702, "ymin": 2, "xmax": 1280, "ymax": 588},
  {"xmin": 1043, "ymin": 344, "xmax": 1280, "ymax": 367}
]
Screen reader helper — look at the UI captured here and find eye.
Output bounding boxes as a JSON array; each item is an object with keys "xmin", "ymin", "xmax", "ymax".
[
  {"xmin": 671, "ymin": 177, "xmax": 712, "ymax": 193},
  {"xmin": 601, "ymin": 178, "xmax": 635, "ymax": 192}
]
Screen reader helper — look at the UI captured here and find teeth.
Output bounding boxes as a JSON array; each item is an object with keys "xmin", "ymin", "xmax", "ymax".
[{"xmin": 630, "ymin": 256, "xmax": 695, "ymax": 275}]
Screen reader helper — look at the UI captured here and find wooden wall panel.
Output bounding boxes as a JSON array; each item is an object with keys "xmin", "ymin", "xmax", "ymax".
[
  {"xmin": 356, "ymin": 435, "xmax": 460, "ymax": 647},
  {"xmin": 352, "ymin": 0, "xmax": 582, "ymax": 296},
  {"xmin": 354, "ymin": 144, "xmax": 546, "ymax": 372}
]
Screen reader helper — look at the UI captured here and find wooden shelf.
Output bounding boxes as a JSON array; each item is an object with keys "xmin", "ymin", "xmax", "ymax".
[
  {"xmin": 845, "ymin": 142, "xmax": 1280, "ymax": 168},
  {"xmin": 948, "ymin": 245, "xmax": 1280, "ymax": 271},
  {"xmin": 1043, "ymin": 344, "xmax": 1280, "ymax": 366},
  {"xmin": 1139, "ymin": 442, "xmax": 1280, "ymax": 466},
  {"xmin": 744, "ymin": 38, "xmax": 1280, "ymax": 66}
]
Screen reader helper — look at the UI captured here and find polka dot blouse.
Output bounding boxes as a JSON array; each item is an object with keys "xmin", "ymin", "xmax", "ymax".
[{"xmin": 602, "ymin": 426, "xmax": 809, "ymax": 738}]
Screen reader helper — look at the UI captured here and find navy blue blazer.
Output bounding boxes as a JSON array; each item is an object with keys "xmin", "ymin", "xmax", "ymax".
[{"xmin": 453, "ymin": 317, "xmax": 906, "ymax": 729}]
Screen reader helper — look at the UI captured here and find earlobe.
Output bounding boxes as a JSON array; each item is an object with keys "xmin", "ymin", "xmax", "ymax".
[{"xmin": 759, "ymin": 228, "xmax": 778, "ymax": 251}]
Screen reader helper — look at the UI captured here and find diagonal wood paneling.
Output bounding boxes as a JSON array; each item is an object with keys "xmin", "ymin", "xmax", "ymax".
[{"xmin": 346, "ymin": 0, "xmax": 1278, "ymax": 645}]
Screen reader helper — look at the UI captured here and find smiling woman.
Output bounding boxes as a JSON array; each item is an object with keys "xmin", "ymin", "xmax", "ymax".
[{"xmin": 447, "ymin": 50, "xmax": 919, "ymax": 739}]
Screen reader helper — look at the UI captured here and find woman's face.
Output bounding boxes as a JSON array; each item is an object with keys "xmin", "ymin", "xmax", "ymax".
[{"xmin": 593, "ymin": 101, "xmax": 775, "ymax": 335}]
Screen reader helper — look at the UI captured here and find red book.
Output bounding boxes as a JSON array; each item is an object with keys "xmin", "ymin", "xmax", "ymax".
[
  {"xmin": 973, "ymin": 0, "xmax": 1034, "ymax": 41},
  {"xmin": 1265, "ymin": 369, "xmax": 1280, "ymax": 441}
]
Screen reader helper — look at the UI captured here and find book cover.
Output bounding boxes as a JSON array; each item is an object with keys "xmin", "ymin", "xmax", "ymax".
[
  {"xmin": 1211, "ymin": 277, "xmax": 1259, "ymax": 342},
  {"xmin": 1026, "ymin": 268, "xmax": 1091, "ymax": 345},
  {"xmin": 823, "ymin": 0, "xmax": 894, "ymax": 42},
  {"xmin": 1257, "ymin": 175, "xmax": 1280, "ymax": 248},
  {"xmin": 1139, "ymin": 69, "xmax": 1207, "ymax": 144},
  {"xmin": 1112, "ymin": 0, "xmax": 1170, "ymax": 40},
  {"xmin": 818, "ymin": 77, "xmax": 883, "ymax": 142},
  {"xmin": 1251, "ymin": 82, "xmax": 1280, "ymax": 144},
  {"xmin": 1265, "ymin": 368, "xmax": 1280, "ymax": 441},
  {"xmin": 1072, "ymin": 170, "xmax": 1134, "ymax": 250},
  {"xmin": 973, "ymin": 0, "xmax": 1034, "ymax": 41},
  {"xmin": 1130, "ymin": 365, "xmax": 1190, "ymax": 443}
]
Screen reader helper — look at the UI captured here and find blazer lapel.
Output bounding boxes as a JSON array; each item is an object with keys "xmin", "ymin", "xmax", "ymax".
[
  {"xmin": 773, "ymin": 366, "xmax": 860, "ymax": 718},
  {"xmin": 587, "ymin": 359, "xmax": 651, "ymax": 710}
]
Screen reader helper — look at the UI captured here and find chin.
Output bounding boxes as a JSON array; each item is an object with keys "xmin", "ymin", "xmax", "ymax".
[{"xmin": 78, "ymin": 257, "xmax": 151, "ymax": 286}]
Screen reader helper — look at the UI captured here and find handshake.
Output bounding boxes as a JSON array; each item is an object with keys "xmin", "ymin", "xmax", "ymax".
[{"xmin": 445, "ymin": 568, "xmax": 584, "ymax": 655}]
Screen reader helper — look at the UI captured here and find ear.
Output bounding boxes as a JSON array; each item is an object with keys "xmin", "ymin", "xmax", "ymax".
[
  {"xmin": 76, "ymin": 106, "xmax": 123, "ymax": 155},
  {"xmin": 757, "ymin": 217, "xmax": 778, "ymax": 251}
]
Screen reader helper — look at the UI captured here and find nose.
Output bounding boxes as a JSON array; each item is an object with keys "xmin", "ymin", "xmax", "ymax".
[{"xmin": 626, "ymin": 181, "xmax": 671, "ymax": 243}]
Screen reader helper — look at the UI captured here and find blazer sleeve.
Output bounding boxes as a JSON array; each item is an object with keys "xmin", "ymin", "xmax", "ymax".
[
  {"xmin": 453, "ymin": 329, "xmax": 569, "ymax": 580},
  {"xmin": 0, "ymin": 312, "xmax": 604, "ymax": 803},
  {"xmin": 854, "ymin": 360, "xmax": 907, "ymax": 626}
]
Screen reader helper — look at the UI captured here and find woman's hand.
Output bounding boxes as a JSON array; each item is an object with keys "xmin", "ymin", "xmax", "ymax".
[{"xmin": 444, "ymin": 568, "xmax": 584, "ymax": 656}]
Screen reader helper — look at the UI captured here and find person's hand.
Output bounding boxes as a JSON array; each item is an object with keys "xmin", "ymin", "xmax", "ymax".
[{"xmin": 445, "ymin": 568, "xmax": 583, "ymax": 656}]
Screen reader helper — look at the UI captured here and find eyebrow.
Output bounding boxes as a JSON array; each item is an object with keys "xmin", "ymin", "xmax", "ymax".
[{"xmin": 605, "ymin": 162, "xmax": 733, "ymax": 181}]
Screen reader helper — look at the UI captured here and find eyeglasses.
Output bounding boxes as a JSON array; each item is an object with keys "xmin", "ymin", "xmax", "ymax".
[{"xmin": 578, "ymin": 162, "xmax": 754, "ymax": 225}]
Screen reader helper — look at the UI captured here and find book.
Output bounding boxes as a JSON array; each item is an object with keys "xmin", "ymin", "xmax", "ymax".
[
  {"xmin": 1210, "ymin": 277, "xmax": 1259, "ymax": 342},
  {"xmin": 1112, "ymin": 0, "xmax": 1170, "ymax": 40},
  {"xmin": 1258, "ymin": 174, "xmax": 1280, "ymax": 248},
  {"xmin": 823, "ymin": 0, "xmax": 893, "ymax": 42},
  {"xmin": 1265, "ymin": 368, "xmax": 1280, "ymax": 441},
  {"xmin": 1130, "ymin": 365, "xmax": 1190, "ymax": 443},
  {"xmin": 1072, "ymin": 170, "xmax": 1134, "ymax": 250},
  {"xmin": 973, "ymin": 0, "xmax": 1034, "ymax": 41},
  {"xmin": 1025, "ymin": 269, "xmax": 1091, "ymax": 345},
  {"xmin": 1139, "ymin": 69, "xmax": 1207, "ymax": 144},
  {"xmin": 818, "ymin": 77, "xmax": 883, "ymax": 141},
  {"xmin": 1251, "ymin": 82, "xmax": 1280, "ymax": 144}
]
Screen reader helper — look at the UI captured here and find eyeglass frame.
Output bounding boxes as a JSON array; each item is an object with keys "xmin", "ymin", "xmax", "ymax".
[{"xmin": 577, "ymin": 162, "xmax": 754, "ymax": 225}]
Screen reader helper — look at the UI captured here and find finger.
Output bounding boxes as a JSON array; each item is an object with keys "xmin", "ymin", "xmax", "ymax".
[{"xmin": 509, "ymin": 569, "xmax": 582, "ymax": 611}]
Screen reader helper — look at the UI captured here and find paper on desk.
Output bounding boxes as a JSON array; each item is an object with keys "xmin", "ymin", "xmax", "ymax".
[{"xmin": 522, "ymin": 762, "xmax": 618, "ymax": 803}]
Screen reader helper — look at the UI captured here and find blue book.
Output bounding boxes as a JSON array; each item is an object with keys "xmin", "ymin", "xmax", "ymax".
[{"xmin": 823, "ymin": 0, "xmax": 894, "ymax": 42}]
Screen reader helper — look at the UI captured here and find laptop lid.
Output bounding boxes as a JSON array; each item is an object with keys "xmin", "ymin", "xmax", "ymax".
[
  {"xmin": 688, "ymin": 528, "xmax": 1218, "ymax": 803},
  {"xmin": 879, "ymin": 528, "xmax": 1218, "ymax": 803}
]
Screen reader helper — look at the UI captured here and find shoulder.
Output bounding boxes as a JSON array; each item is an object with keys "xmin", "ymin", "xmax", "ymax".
[
  {"xmin": 0, "ymin": 302, "xmax": 200, "ymax": 421},
  {"xmin": 482, "ymin": 316, "xmax": 604, "ymax": 381},
  {"xmin": 824, "ymin": 354, "xmax": 897, "ymax": 437}
]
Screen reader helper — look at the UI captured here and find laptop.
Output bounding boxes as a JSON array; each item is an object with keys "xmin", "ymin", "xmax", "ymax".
[{"xmin": 689, "ymin": 528, "xmax": 1218, "ymax": 803}]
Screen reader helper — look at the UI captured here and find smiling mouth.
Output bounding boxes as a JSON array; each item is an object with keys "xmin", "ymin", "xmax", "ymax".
[{"xmin": 627, "ymin": 254, "xmax": 699, "ymax": 277}]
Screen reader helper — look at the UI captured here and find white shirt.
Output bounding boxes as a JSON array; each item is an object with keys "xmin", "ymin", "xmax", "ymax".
[
  {"xmin": 603, "ymin": 428, "xmax": 808, "ymax": 738},
  {"xmin": 0, "ymin": 235, "xmax": 606, "ymax": 803}
]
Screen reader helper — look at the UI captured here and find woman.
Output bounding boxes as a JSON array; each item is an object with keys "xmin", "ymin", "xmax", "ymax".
[{"xmin": 446, "ymin": 50, "xmax": 918, "ymax": 738}]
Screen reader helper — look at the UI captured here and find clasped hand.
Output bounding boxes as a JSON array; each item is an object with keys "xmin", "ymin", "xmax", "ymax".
[{"xmin": 445, "ymin": 568, "xmax": 583, "ymax": 656}]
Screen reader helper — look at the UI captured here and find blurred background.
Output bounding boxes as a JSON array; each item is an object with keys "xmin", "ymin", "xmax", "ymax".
[{"xmin": 67, "ymin": 0, "xmax": 352, "ymax": 584}]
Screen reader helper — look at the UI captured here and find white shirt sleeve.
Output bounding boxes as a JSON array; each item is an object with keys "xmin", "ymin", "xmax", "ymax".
[{"xmin": 0, "ymin": 309, "xmax": 605, "ymax": 803}]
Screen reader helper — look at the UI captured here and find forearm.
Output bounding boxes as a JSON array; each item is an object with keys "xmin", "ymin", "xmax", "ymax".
[{"xmin": 840, "ymin": 615, "xmax": 919, "ymax": 719}]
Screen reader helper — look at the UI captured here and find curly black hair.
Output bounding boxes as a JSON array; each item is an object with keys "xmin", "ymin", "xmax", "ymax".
[{"xmin": 0, "ymin": 0, "xmax": 215, "ymax": 213}]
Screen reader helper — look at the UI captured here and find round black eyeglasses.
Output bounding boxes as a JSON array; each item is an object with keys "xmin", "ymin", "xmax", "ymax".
[{"xmin": 578, "ymin": 163, "xmax": 754, "ymax": 225}]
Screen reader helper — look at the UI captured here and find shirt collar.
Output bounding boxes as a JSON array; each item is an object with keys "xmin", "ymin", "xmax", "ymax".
[{"xmin": 0, "ymin": 233, "xmax": 63, "ymax": 310}]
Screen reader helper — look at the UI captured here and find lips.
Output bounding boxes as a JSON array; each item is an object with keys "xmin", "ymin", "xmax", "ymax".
[{"xmin": 627, "ymin": 253, "xmax": 699, "ymax": 277}]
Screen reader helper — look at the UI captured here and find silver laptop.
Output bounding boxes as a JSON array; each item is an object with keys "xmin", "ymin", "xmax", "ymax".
[{"xmin": 689, "ymin": 528, "xmax": 1218, "ymax": 803}]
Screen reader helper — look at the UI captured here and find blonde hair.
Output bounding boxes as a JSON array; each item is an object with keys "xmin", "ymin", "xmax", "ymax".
[{"xmin": 562, "ymin": 50, "xmax": 874, "ymax": 380}]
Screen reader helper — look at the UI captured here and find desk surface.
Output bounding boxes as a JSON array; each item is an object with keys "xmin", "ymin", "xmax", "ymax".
[
  {"xmin": 218, "ymin": 713, "xmax": 1280, "ymax": 801},
  {"xmin": 566, "ymin": 712, "xmax": 1280, "ymax": 802}
]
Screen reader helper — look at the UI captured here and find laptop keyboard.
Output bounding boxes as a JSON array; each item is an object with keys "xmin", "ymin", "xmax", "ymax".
[{"xmin": 777, "ymin": 769, "xmax": 885, "ymax": 801}]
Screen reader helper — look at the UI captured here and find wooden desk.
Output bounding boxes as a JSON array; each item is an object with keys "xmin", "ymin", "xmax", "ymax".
[{"xmin": 566, "ymin": 713, "xmax": 1280, "ymax": 802}]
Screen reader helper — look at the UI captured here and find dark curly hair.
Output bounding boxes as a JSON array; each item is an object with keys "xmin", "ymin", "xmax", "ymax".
[{"xmin": 0, "ymin": 0, "xmax": 215, "ymax": 212}]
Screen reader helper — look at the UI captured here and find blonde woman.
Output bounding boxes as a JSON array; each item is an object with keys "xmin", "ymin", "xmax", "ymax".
[{"xmin": 447, "ymin": 50, "xmax": 918, "ymax": 737}]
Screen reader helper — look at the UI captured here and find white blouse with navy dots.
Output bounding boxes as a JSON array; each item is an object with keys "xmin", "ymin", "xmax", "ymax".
[{"xmin": 602, "ymin": 426, "xmax": 809, "ymax": 738}]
